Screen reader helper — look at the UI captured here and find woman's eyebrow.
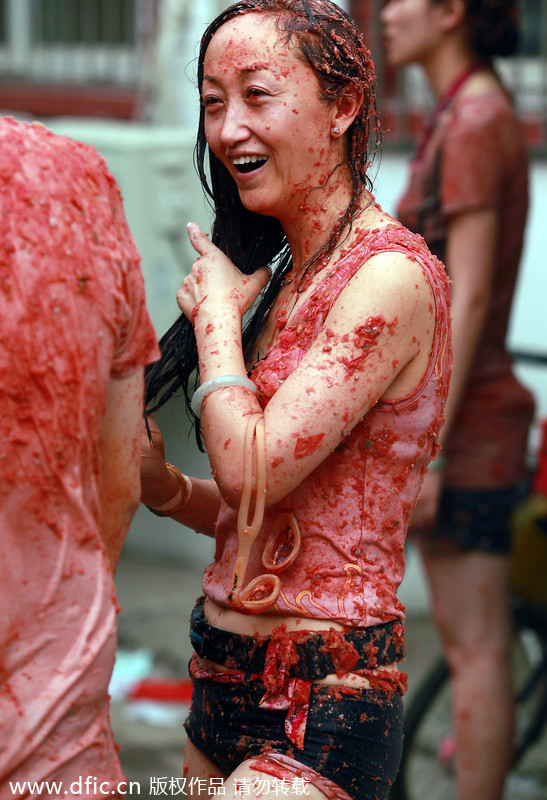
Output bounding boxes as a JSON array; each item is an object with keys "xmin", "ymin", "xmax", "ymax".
[{"xmin": 203, "ymin": 64, "xmax": 275, "ymax": 84}]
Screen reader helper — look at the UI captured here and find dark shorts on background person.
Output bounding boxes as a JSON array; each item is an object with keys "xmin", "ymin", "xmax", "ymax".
[{"xmin": 420, "ymin": 484, "xmax": 527, "ymax": 555}]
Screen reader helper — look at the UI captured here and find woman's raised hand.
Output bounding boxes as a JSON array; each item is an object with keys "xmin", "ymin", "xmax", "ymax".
[{"xmin": 177, "ymin": 222, "xmax": 271, "ymax": 323}]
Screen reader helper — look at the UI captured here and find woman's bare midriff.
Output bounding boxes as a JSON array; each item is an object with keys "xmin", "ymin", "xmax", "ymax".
[{"xmin": 203, "ymin": 596, "xmax": 398, "ymax": 689}]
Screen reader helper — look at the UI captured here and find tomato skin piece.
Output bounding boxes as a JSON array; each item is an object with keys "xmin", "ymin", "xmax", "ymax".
[{"xmin": 294, "ymin": 432, "xmax": 326, "ymax": 459}]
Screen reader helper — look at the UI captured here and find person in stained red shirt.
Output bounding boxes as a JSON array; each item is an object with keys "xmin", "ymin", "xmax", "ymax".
[
  {"xmin": 382, "ymin": 0, "xmax": 535, "ymax": 797},
  {"xmin": 0, "ymin": 117, "xmax": 159, "ymax": 796}
]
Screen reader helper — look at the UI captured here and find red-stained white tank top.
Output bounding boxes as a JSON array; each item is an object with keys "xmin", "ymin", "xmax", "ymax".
[{"xmin": 204, "ymin": 223, "xmax": 452, "ymax": 628}]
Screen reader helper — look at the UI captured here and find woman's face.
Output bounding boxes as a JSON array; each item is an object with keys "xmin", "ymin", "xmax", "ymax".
[
  {"xmin": 201, "ymin": 13, "xmax": 340, "ymax": 222},
  {"xmin": 381, "ymin": 0, "xmax": 446, "ymax": 68}
]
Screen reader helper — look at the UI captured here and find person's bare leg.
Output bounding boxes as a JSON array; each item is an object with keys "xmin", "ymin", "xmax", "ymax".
[
  {"xmin": 419, "ymin": 548, "xmax": 514, "ymax": 800},
  {"xmin": 182, "ymin": 739, "xmax": 228, "ymax": 797},
  {"xmin": 183, "ymin": 739, "xmax": 331, "ymax": 799}
]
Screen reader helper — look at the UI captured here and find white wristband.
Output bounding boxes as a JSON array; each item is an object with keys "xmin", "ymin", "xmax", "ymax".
[{"xmin": 191, "ymin": 375, "xmax": 258, "ymax": 418}]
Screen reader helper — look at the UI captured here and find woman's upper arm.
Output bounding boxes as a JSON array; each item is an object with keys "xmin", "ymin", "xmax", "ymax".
[
  {"xmin": 437, "ymin": 208, "xmax": 497, "ymax": 443},
  {"xmin": 445, "ymin": 208, "xmax": 497, "ymax": 300},
  {"xmin": 98, "ymin": 370, "xmax": 144, "ymax": 569},
  {"xmin": 225, "ymin": 251, "xmax": 435, "ymax": 505},
  {"xmin": 99, "ymin": 370, "xmax": 144, "ymax": 494}
]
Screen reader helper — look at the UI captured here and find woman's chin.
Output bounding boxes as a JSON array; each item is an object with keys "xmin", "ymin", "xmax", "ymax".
[{"xmin": 239, "ymin": 194, "xmax": 283, "ymax": 219}]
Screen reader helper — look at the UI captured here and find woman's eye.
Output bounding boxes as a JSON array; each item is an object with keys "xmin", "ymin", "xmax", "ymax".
[
  {"xmin": 203, "ymin": 96, "xmax": 222, "ymax": 110},
  {"xmin": 247, "ymin": 87, "xmax": 269, "ymax": 100}
]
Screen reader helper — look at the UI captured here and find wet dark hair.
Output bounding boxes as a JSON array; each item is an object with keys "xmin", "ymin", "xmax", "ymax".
[
  {"xmin": 145, "ymin": 0, "xmax": 380, "ymax": 446},
  {"xmin": 466, "ymin": 0, "xmax": 520, "ymax": 58},
  {"xmin": 433, "ymin": 0, "xmax": 520, "ymax": 58}
]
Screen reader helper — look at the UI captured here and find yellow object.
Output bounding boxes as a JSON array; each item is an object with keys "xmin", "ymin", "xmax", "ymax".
[{"xmin": 511, "ymin": 493, "xmax": 547, "ymax": 608}]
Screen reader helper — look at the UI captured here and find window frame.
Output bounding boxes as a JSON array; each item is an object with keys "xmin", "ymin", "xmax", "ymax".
[{"xmin": 0, "ymin": 0, "xmax": 138, "ymax": 86}]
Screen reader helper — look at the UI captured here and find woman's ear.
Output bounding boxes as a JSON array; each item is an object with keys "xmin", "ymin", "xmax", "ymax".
[
  {"xmin": 331, "ymin": 86, "xmax": 363, "ymax": 137},
  {"xmin": 438, "ymin": 0, "xmax": 466, "ymax": 33}
]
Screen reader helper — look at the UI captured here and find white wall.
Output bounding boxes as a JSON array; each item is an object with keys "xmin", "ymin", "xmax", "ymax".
[{"xmin": 508, "ymin": 162, "xmax": 547, "ymax": 427}]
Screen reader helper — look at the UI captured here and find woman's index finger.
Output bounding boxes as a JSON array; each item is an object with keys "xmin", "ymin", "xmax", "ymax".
[{"xmin": 186, "ymin": 221, "xmax": 214, "ymax": 257}]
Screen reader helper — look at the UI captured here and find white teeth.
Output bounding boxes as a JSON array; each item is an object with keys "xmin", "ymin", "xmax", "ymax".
[{"xmin": 231, "ymin": 155, "xmax": 267, "ymax": 165}]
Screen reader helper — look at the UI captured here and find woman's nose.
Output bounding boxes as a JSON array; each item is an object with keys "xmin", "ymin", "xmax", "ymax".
[{"xmin": 219, "ymin": 104, "xmax": 249, "ymax": 146}]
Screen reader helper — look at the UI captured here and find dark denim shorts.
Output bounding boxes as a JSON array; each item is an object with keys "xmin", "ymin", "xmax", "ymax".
[
  {"xmin": 422, "ymin": 484, "xmax": 526, "ymax": 555},
  {"xmin": 184, "ymin": 598, "xmax": 405, "ymax": 800},
  {"xmin": 185, "ymin": 665, "xmax": 403, "ymax": 800}
]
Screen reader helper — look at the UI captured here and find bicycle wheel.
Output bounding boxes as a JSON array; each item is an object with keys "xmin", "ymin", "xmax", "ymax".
[
  {"xmin": 507, "ymin": 602, "xmax": 547, "ymax": 798},
  {"xmin": 390, "ymin": 605, "xmax": 547, "ymax": 800},
  {"xmin": 389, "ymin": 656, "xmax": 451, "ymax": 800}
]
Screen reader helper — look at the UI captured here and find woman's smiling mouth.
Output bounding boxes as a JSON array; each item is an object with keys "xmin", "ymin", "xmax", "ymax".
[{"xmin": 231, "ymin": 155, "xmax": 269, "ymax": 174}]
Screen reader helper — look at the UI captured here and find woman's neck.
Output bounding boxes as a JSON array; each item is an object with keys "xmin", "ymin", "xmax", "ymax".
[
  {"xmin": 280, "ymin": 175, "xmax": 358, "ymax": 271},
  {"xmin": 422, "ymin": 45, "xmax": 478, "ymax": 100}
]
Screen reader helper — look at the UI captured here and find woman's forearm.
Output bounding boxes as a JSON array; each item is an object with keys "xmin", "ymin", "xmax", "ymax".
[
  {"xmin": 145, "ymin": 466, "xmax": 220, "ymax": 537},
  {"xmin": 169, "ymin": 476, "xmax": 221, "ymax": 537},
  {"xmin": 140, "ymin": 414, "xmax": 221, "ymax": 537}
]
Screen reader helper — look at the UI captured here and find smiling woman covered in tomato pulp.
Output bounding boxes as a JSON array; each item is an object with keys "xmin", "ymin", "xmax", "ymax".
[{"xmin": 141, "ymin": 2, "xmax": 452, "ymax": 798}]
